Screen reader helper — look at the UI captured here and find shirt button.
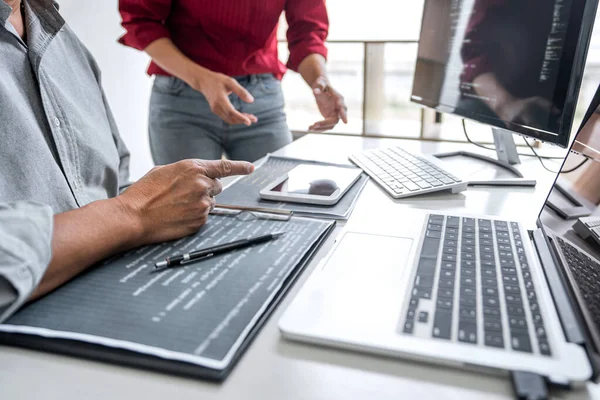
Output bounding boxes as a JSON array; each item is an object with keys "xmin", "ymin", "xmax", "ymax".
[{"xmin": 53, "ymin": 117, "xmax": 61, "ymax": 128}]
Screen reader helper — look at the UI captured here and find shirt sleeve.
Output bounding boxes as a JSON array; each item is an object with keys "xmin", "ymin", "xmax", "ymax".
[
  {"xmin": 118, "ymin": 0, "xmax": 174, "ymax": 51},
  {"xmin": 285, "ymin": 0, "xmax": 329, "ymax": 72},
  {"xmin": 0, "ymin": 202, "xmax": 54, "ymax": 323}
]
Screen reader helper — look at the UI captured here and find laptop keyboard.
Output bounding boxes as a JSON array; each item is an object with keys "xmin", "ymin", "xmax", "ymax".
[
  {"xmin": 556, "ymin": 237, "xmax": 600, "ymax": 337},
  {"xmin": 350, "ymin": 147, "xmax": 466, "ymax": 198},
  {"xmin": 402, "ymin": 214, "xmax": 551, "ymax": 356}
]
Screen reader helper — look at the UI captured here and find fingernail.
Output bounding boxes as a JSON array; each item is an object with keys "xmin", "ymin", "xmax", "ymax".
[{"xmin": 314, "ymin": 88, "xmax": 322, "ymax": 95}]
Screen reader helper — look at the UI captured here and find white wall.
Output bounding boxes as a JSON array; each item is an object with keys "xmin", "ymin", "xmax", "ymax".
[{"xmin": 59, "ymin": 0, "xmax": 154, "ymax": 180}]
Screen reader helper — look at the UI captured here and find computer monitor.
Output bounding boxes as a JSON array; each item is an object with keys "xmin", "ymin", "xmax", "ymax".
[{"xmin": 411, "ymin": 0, "xmax": 599, "ymax": 175}]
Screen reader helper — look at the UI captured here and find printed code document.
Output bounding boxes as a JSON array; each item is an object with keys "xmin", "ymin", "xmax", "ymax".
[{"xmin": 0, "ymin": 214, "xmax": 334, "ymax": 372}]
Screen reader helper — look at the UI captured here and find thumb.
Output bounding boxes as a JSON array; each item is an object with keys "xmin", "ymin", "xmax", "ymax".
[
  {"xmin": 227, "ymin": 79, "xmax": 254, "ymax": 103},
  {"xmin": 195, "ymin": 159, "xmax": 255, "ymax": 179}
]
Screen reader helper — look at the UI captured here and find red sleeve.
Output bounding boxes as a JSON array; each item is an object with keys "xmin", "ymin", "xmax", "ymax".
[
  {"xmin": 285, "ymin": 0, "xmax": 329, "ymax": 72},
  {"xmin": 118, "ymin": 0, "xmax": 173, "ymax": 51}
]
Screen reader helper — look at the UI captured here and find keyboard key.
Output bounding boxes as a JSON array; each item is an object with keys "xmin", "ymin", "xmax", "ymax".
[
  {"xmin": 461, "ymin": 276, "xmax": 476, "ymax": 286},
  {"xmin": 418, "ymin": 311, "xmax": 429, "ymax": 323},
  {"xmin": 440, "ymin": 261, "xmax": 456, "ymax": 270},
  {"xmin": 403, "ymin": 320, "xmax": 415, "ymax": 334},
  {"xmin": 405, "ymin": 182, "xmax": 420, "ymax": 191},
  {"xmin": 421, "ymin": 239, "xmax": 441, "ymax": 258},
  {"xmin": 429, "ymin": 215, "xmax": 444, "ymax": 223},
  {"xmin": 461, "ymin": 286, "xmax": 476, "ymax": 296},
  {"xmin": 531, "ymin": 312, "xmax": 543, "ymax": 325},
  {"xmin": 511, "ymin": 334, "xmax": 532, "ymax": 353},
  {"xmin": 483, "ymin": 297, "xmax": 500, "ymax": 308},
  {"xmin": 412, "ymin": 287, "xmax": 431, "ymax": 299},
  {"xmin": 484, "ymin": 320, "xmax": 503, "ymax": 331},
  {"xmin": 439, "ymin": 278, "xmax": 455, "ymax": 288},
  {"xmin": 418, "ymin": 257, "xmax": 436, "ymax": 273},
  {"xmin": 459, "ymin": 308, "xmax": 477, "ymax": 320},
  {"xmin": 447, "ymin": 216, "xmax": 460, "ymax": 227},
  {"xmin": 507, "ymin": 305, "xmax": 525, "ymax": 316},
  {"xmin": 415, "ymin": 274, "xmax": 434, "ymax": 288},
  {"xmin": 438, "ymin": 287, "xmax": 454, "ymax": 298},
  {"xmin": 443, "ymin": 246, "xmax": 457, "ymax": 255},
  {"xmin": 463, "ymin": 218, "xmax": 475, "ymax": 226},
  {"xmin": 442, "ymin": 254, "xmax": 457, "ymax": 262},
  {"xmin": 482, "ymin": 277, "xmax": 497, "ymax": 287},
  {"xmin": 426, "ymin": 230, "xmax": 441, "ymax": 239},
  {"xmin": 509, "ymin": 317, "xmax": 528, "ymax": 330},
  {"xmin": 505, "ymin": 294, "xmax": 522, "ymax": 304},
  {"xmin": 440, "ymin": 269, "xmax": 455, "ymax": 279},
  {"xmin": 538, "ymin": 340, "xmax": 552, "ymax": 356},
  {"xmin": 483, "ymin": 307, "xmax": 501, "ymax": 319},
  {"xmin": 482, "ymin": 286, "xmax": 497, "ymax": 296},
  {"xmin": 534, "ymin": 326, "xmax": 546, "ymax": 338},
  {"xmin": 458, "ymin": 321, "xmax": 477, "ymax": 344},
  {"xmin": 460, "ymin": 297, "xmax": 476, "ymax": 307},
  {"xmin": 437, "ymin": 298, "xmax": 453, "ymax": 309},
  {"xmin": 482, "ymin": 269, "xmax": 496, "ymax": 278},
  {"xmin": 406, "ymin": 308, "xmax": 417, "ymax": 319},
  {"xmin": 433, "ymin": 312, "xmax": 452, "ymax": 339},
  {"xmin": 484, "ymin": 331, "xmax": 505, "ymax": 348}
]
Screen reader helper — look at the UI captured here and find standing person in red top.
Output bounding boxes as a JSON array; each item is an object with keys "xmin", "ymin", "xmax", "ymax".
[{"xmin": 118, "ymin": 0, "xmax": 347, "ymax": 164}]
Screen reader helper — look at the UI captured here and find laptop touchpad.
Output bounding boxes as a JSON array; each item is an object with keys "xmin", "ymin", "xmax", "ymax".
[{"xmin": 320, "ymin": 232, "xmax": 414, "ymax": 300}]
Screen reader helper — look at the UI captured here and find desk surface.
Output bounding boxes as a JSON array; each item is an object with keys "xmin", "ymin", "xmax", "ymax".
[{"xmin": 1, "ymin": 134, "xmax": 596, "ymax": 400}]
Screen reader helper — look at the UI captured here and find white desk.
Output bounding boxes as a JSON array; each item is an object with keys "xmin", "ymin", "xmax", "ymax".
[{"xmin": 1, "ymin": 134, "xmax": 596, "ymax": 400}]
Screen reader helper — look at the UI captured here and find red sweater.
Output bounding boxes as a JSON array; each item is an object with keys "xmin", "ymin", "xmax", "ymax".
[{"xmin": 118, "ymin": 0, "xmax": 329, "ymax": 79}]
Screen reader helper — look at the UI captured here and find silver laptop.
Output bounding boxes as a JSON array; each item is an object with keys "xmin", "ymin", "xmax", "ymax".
[{"xmin": 279, "ymin": 92, "xmax": 600, "ymax": 384}]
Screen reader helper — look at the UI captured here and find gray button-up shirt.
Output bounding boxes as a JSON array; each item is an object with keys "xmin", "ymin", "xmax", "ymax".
[
  {"xmin": 0, "ymin": 202, "xmax": 53, "ymax": 323},
  {"xmin": 0, "ymin": 0, "xmax": 131, "ymax": 321}
]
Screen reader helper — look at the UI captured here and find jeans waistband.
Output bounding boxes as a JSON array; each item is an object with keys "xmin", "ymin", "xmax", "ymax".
[{"xmin": 232, "ymin": 74, "xmax": 275, "ymax": 85}]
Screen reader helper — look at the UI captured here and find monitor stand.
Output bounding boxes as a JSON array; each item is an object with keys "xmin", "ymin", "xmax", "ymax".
[{"xmin": 434, "ymin": 127, "xmax": 537, "ymax": 187}]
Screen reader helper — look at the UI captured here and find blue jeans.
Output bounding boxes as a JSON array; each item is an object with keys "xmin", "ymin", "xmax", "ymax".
[{"xmin": 148, "ymin": 74, "xmax": 293, "ymax": 164}]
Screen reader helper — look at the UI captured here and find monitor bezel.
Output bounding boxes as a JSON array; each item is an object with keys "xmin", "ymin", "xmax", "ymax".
[{"xmin": 411, "ymin": 0, "xmax": 599, "ymax": 148}]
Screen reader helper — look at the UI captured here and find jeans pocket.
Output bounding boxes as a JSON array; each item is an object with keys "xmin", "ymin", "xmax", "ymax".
[
  {"xmin": 258, "ymin": 75, "xmax": 282, "ymax": 95},
  {"xmin": 153, "ymin": 75, "xmax": 186, "ymax": 95}
]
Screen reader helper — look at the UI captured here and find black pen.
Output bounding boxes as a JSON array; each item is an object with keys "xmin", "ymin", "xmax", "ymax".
[{"xmin": 154, "ymin": 231, "xmax": 286, "ymax": 269}]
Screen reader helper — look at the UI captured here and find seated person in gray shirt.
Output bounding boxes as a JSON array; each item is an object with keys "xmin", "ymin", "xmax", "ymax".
[{"xmin": 0, "ymin": 0, "xmax": 255, "ymax": 322}]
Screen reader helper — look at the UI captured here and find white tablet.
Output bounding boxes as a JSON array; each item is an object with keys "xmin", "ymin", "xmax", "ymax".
[{"xmin": 259, "ymin": 164, "xmax": 362, "ymax": 205}]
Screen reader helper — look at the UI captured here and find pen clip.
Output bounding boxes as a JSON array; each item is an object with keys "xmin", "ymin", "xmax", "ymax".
[{"xmin": 180, "ymin": 253, "xmax": 213, "ymax": 265}]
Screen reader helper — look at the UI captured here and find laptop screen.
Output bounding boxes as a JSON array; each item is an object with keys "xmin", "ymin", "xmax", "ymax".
[
  {"xmin": 539, "ymin": 84, "xmax": 600, "ymax": 350},
  {"xmin": 540, "ymin": 85, "xmax": 600, "ymax": 247}
]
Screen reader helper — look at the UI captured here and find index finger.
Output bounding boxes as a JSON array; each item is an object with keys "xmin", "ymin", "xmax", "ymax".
[{"xmin": 195, "ymin": 159, "xmax": 255, "ymax": 179}]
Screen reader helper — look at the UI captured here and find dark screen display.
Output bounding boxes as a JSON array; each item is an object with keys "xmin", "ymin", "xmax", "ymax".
[
  {"xmin": 411, "ymin": 0, "xmax": 596, "ymax": 146},
  {"xmin": 268, "ymin": 165, "xmax": 361, "ymax": 197}
]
